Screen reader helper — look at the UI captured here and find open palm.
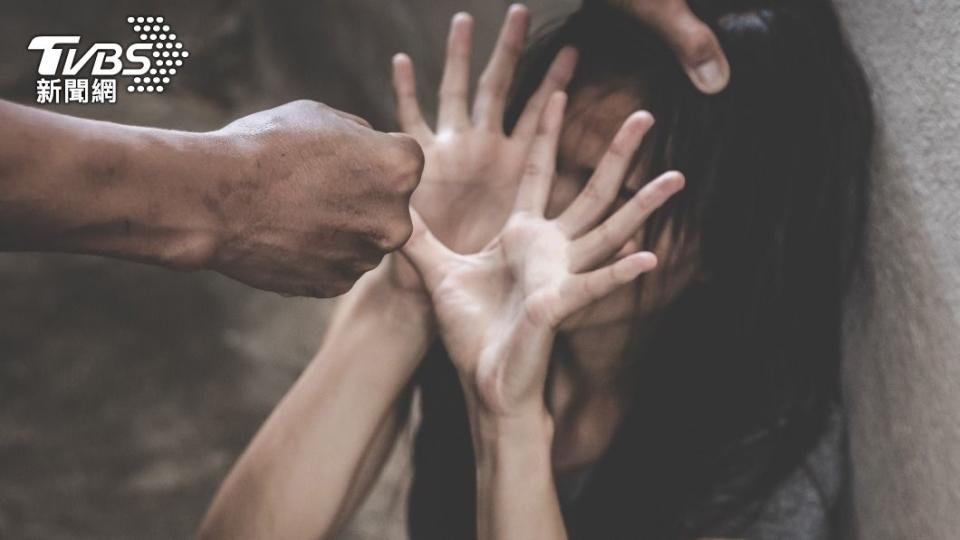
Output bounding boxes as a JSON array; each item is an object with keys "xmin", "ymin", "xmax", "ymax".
[
  {"xmin": 403, "ymin": 93, "xmax": 685, "ymax": 414},
  {"xmin": 393, "ymin": 5, "xmax": 576, "ymax": 254}
]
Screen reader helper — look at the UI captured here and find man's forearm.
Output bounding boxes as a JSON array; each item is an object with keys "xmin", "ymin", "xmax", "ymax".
[{"xmin": 0, "ymin": 99, "xmax": 232, "ymax": 268}]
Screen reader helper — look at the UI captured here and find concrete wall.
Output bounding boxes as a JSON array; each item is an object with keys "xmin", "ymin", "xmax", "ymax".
[{"xmin": 836, "ymin": 1, "xmax": 960, "ymax": 538}]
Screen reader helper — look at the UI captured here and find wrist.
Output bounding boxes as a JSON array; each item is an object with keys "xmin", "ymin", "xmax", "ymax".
[
  {"xmin": 470, "ymin": 405, "xmax": 555, "ymax": 485},
  {"xmin": 125, "ymin": 127, "xmax": 228, "ymax": 270},
  {"xmin": 350, "ymin": 263, "xmax": 434, "ymax": 326},
  {"xmin": 467, "ymin": 395, "xmax": 554, "ymax": 454},
  {"xmin": 315, "ymin": 263, "xmax": 435, "ymax": 387},
  {"xmin": 457, "ymin": 319, "xmax": 555, "ymax": 417}
]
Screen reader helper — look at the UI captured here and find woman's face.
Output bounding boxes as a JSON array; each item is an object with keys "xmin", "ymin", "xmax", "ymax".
[{"xmin": 547, "ymin": 83, "xmax": 698, "ymax": 330}]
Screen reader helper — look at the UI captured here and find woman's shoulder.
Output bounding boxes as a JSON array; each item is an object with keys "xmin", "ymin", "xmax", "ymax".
[{"xmin": 739, "ymin": 409, "xmax": 847, "ymax": 540}]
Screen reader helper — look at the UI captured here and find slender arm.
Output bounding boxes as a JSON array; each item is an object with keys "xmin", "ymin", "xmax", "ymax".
[
  {"xmin": 463, "ymin": 324, "xmax": 568, "ymax": 540},
  {"xmin": 471, "ymin": 406, "xmax": 566, "ymax": 540},
  {"xmin": 199, "ymin": 267, "xmax": 433, "ymax": 539}
]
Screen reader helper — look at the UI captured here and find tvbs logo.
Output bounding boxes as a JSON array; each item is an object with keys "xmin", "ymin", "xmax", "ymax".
[{"xmin": 28, "ymin": 16, "xmax": 189, "ymax": 105}]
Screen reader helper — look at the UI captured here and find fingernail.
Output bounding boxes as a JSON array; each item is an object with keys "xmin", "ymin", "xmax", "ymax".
[
  {"xmin": 630, "ymin": 110, "xmax": 654, "ymax": 126},
  {"xmin": 691, "ymin": 59, "xmax": 728, "ymax": 94}
]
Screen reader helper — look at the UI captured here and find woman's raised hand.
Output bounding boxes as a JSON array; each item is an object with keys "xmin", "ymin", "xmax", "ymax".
[
  {"xmin": 392, "ymin": 4, "xmax": 577, "ymax": 254},
  {"xmin": 401, "ymin": 93, "xmax": 685, "ymax": 415}
]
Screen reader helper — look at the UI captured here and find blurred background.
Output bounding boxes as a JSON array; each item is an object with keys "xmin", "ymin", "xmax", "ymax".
[{"xmin": 1, "ymin": 0, "xmax": 958, "ymax": 539}]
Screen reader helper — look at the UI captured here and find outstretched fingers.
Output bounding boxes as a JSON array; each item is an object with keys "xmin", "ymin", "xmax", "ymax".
[
  {"xmin": 513, "ymin": 91, "xmax": 566, "ymax": 214},
  {"xmin": 392, "ymin": 53, "xmax": 432, "ymax": 140},
  {"xmin": 473, "ymin": 4, "xmax": 530, "ymax": 131},
  {"xmin": 569, "ymin": 171, "xmax": 685, "ymax": 273},
  {"xmin": 400, "ymin": 210, "xmax": 457, "ymax": 291},
  {"xmin": 554, "ymin": 252, "xmax": 658, "ymax": 321},
  {"xmin": 511, "ymin": 47, "xmax": 578, "ymax": 139},
  {"xmin": 556, "ymin": 111, "xmax": 655, "ymax": 237},
  {"xmin": 437, "ymin": 13, "xmax": 473, "ymax": 131}
]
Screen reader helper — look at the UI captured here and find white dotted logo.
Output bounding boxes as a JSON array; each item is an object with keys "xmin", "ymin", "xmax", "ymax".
[
  {"xmin": 28, "ymin": 15, "xmax": 190, "ymax": 104},
  {"xmin": 125, "ymin": 16, "xmax": 189, "ymax": 94}
]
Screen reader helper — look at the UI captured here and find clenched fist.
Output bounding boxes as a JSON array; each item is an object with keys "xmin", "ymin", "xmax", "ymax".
[
  {"xmin": 209, "ymin": 100, "xmax": 424, "ymax": 297},
  {"xmin": 0, "ymin": 99, "xmax": 421, "ymax": 298}
]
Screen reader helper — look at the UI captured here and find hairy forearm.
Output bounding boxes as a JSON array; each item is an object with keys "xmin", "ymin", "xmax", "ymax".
[
  {"xmin": 200, "ymin": 270, "xmax": 432, "ymax": 540},
  {"xmin": 0, "ymin": 99, "xmax": 229, "ymax": 268}
]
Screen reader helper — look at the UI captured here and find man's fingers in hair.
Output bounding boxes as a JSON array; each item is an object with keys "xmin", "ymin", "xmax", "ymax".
[{"xmin": 631, "ymin": 0, "xmax": 730, "ymax": 94}]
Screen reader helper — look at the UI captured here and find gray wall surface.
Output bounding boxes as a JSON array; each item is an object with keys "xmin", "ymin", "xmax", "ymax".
[{"xmin": 836, "ymin": 1, "xmax": 960, "ymax": 538}]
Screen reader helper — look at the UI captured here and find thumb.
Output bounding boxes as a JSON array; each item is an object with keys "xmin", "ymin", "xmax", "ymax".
[
  {"xmin": 400, "ymin": 209, "xmax": 454, "ymax": 290},
  {"xmin": 638, "ymin": 1, "xmax": 730, "ymax": 94}
]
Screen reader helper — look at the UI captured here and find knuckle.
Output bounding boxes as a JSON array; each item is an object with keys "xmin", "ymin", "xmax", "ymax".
[
  {"xmin": 544, "ymin": 69, "xmax": 566, "ymax": 90},
  {"xmin": 291, "ymin": 98, "xmax": 320, "ymax": 111},
  {"xmin": 371, "ymin": 234, "xmax": 394, "ymax": 253},
  {"xmin": 390, "ymin": 216, "xmax": 415, "ymax": 249},
  {"xmin": 477, "ymin": 71, "xmax": 494, "ymax": 91},
  {"xmin": 343, "ymin": 111, "xmax": 373, "ymax": 129},
  {"xmin": 580, "ymin": 181, "xmax": 603, "ymax": 203},
  {"xmin": 354, "ymin": 255, "xmax": 382, "ymax": 275},
  {"xmin": 523, "ymin": 160, "xmax": 543, "ymax": 178},
  {"xmin": 501, "ymin": 39, "xmax": 523, "ymax": 62},
  {"xmin": 330, "ymin": 263, "xmax": 362, "ymax": 296},
  {"xmin": 385, "ymin": 135, "xmax": 425, "ymax": 193},
  {"xmin": 598, "ymin": 223, "xmax": 616, "ymax": 244},
  {"xmin": 163, "ymin": 234, "xmax": 218, "ymax": 272},
  {"xmin": 352, "ymin": 116, "xmax": 374, "ymax": 129},
  {"xmin": 372, "ymin": 217, "xmax": 413, "ymax": 252},
  {"xmin": 298, "ymin": 281, "xmax": 335, "ymax": 298},
  {"xmin": 631, "ymin": 3, "xmax": 719, "ymax": 63},
  {"xmin": 478, "ymin": 72, "xmax": 507, "ymax": 98},
  {"xmin": 438, "ymin": 87, "xmax": 467, "ymax": 102},
  {"xmin": 680, "ymin": 24, "xmax": 719, "ymax": 64},
  {"xmin": 328, "ymin": 279, "xmax": 354, "ymax": 296},
  {"xmin": 536, "ymin": 118, "xmax": 551, "ymax": 136}
]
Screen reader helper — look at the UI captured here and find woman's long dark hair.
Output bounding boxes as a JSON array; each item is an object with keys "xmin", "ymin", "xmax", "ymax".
[{"xmin": 408, "ymin": 0, "xmax": 873, "ymax": 538}]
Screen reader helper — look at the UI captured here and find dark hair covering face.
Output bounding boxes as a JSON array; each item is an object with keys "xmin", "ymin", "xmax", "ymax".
[{"xmin": 408, "ymin": 0, "xmax": 873, "ymax": 538}]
